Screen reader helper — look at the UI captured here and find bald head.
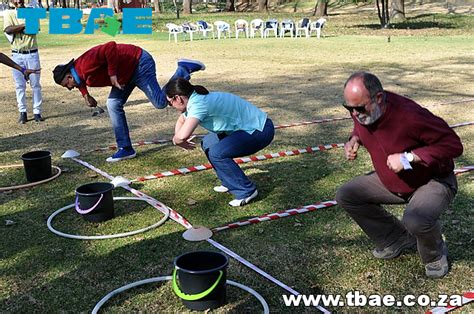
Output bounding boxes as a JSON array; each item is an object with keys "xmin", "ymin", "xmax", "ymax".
[
  {"xmin": 344, "ymin": 75, "xmax": 370, "ymax": 107},
  {"xmin": 344, "ymin": 71, "xmax": 384, "ymax": 99}
]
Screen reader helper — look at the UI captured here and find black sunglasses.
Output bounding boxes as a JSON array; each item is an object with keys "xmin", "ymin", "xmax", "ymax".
[
  {"xmin": 167, "ymin": 96, "xmax": 177, "ymax": 107},
  {"xmin": 342, "ymin": 103, "xmax": 367, "ymax": 114}
]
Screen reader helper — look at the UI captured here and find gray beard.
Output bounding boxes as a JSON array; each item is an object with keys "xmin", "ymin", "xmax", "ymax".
[{"xmin": 356, "ymin": 104, "xmax": 383, "ymax": 125}]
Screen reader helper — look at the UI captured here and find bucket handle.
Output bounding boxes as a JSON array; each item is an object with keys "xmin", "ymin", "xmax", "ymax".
[
  {"xmin": 172, "ymin": 268, "xmax": 223, "ymax": 301},
  {"xmin": 75, "ymin": 194, "xmax": 104, "ymax": 215}
]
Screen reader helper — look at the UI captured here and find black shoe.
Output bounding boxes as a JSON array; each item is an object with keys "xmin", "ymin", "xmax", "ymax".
[
  {"xmin": 18, "ymin": 112, "xmax": 27, "ymax": 124},
  {"xmin": 34, "ymin": 114, "xmax": 44, "ymax": 122}
]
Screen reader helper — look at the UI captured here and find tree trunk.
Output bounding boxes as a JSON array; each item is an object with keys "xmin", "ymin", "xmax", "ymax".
[
  {"xmin": 293, "ymin": 0, "xmax": 299, "ymax": 13},
  {"xmin": 172, "ymin": 0, "xmax": 179, "ymax": 18},
  {"xmin": 313, "ymin": 0, "xmax": 327, "ymax": 16},
  {"xmin": 376, "ymin": 0, "xmax": 390, "ymax": 27},
  {"xmin": 390, "ymin": 0, "xmax": 405, "ymax": 20},
  {"xmin": 154, "ymin": 0, "xmax": 161, "ymax": 12},
  {"xmin": 258, "ymin": 0, "xmax": 267, "ymax": 12},
  {"xmin": 183, "ymin": 0, "xmax": 192, "ymax": 14},
  {"xmin": 226, "ymin": 0, "xmax": 235, "ymax": 11}
]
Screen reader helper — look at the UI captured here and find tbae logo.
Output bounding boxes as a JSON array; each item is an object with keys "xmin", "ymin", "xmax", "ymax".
[{"xmin": 18, "ymin": 8, "xmax": 152, "ymax": 36}]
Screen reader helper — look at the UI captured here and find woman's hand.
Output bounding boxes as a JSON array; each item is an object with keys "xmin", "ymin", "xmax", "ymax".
[{"xmin": 173, "ymin": 135, "xmax": 196, "ymax": 150}]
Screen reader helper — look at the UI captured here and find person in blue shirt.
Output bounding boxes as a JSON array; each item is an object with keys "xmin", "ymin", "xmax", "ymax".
[{"xmin": 166, "ymin": 77, "xmax": 274, "ymax": 207}]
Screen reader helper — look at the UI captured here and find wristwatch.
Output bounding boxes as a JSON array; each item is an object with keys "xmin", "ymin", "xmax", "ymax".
[{"xmin": 405, "ymin": 152, "xmax": 414, "ymax": 163}]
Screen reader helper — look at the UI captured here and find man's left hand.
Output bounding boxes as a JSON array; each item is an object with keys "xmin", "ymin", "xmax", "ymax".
[
  {"xmin": 110, "ymin": 75, "xmax": 123, "ymax": 90},
  {"xmin": 387, "ymin": 153, "xmax": 404, "ymax": 173}
]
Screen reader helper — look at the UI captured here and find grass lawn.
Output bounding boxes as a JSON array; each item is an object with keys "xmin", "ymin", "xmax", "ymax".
[{"xmin": 0, "ymin": 3, "xmax": 473, "ymax": 312}]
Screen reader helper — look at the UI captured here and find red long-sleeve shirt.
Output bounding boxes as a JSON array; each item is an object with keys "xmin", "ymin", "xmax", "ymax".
[
  {"xmin": 73, "ymin": 41, "xmax": 142, "ymax": 96},
  {"xmin": 352, "ymin": 91, "xmax": 463, "ymax": 195}
]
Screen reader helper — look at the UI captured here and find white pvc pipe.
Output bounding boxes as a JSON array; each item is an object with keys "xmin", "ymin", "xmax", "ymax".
[
  {"xmin": 47, "ymin": 197, "xmax": 169, "ymax": 240},
  {"xmin": 92, "ymin": 276, "xmax": 269, "ymax": 314}
]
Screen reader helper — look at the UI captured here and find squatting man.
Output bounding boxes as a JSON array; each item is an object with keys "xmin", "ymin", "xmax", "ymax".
[{"xmin": 336, "ymin": 71, "xmax": 463, "ymax": 279}]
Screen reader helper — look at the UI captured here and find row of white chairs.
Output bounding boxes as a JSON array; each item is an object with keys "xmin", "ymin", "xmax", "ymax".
[{"xmin": 165, "ymin": 18, "xmax": 327, "ymax": 43}]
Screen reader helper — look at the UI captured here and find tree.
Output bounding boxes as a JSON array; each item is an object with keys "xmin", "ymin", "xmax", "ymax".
[
  {"xmin": 172, "ymin": 0, "xmax": 179, "ymax": 18},
  {"xmin": 226, "ymin": 0, "xmax": 235, "ymax": 11},
  {"xmin": 375, "ymin": 0, "xmax": 390, "ymax": 27},
  {"xmin": 154, "ymin": 0, "xmax": 161, "ymax": 13},
  {"xmin": 183, "ymin": 0, "xmax": 192, "ymax": 14},
  {"xmin": 313, "ymin": 0, "xmax": 328, "ymax": 16},
  {"xmin": 258, "ymin": 0, "xmax": 268, "ymax": 12},
  {"xmin": 390, "ymin": 0, "xmax": 405, "ymax": 20}
]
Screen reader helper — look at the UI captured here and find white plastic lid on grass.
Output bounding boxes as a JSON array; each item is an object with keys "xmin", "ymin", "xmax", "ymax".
[
  {"xmin": 111, "ymin": 176, "xmax": 131, "ymax": 188},
  {"xmin": 182, "ymin": 226, "xmax": 213, "ymax": 241},
  {"xmin": 61, "ymin": 150, "xmax": 80, "ymax": 159}
]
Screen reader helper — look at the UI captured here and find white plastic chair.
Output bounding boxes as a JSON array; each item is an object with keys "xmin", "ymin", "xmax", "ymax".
[
  {"xmin": 182, "ymin": 22, "xmax": 198, "ymax": 41},
  {"xmin": 310, "ymin": 18, "xmax": 327, "ymax": 39},
  {"xmin": 295, "ymin": 18, "xmax": 310, "ymax": 38},
  {"xmin": 263, "ymin": 19, "xmax": 278, "ymax": 38},
  {"xmin": 214, "ymin": 21, "xmax": 231, "ymax": 39},
  {"xmin": 166, "ymin": 23, "xmax": 184, "ymax": 43},
  {"xmin": 279, "ymin": 19, "xmax": 295, "ymax": 38},
  {"xmin": 196, "ymin": 20, "xmax": 215, "ymax": 39},
  {"xmin": 250, "ymin": 19, "xmax": 264, "ymax": 38},
  {"xmin": 234, "ymin": 19, "xmax": 249, "ymax": 39}
]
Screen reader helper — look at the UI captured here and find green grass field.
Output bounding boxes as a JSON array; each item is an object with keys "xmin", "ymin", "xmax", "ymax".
[{"xmin": 0, "ymin": 3, "xmax": 473, "ymax": 312}]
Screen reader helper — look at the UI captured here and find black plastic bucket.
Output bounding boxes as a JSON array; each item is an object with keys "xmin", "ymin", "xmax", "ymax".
[
  {"xmin": 21, "ymin": 150, "xmax": 52, "ymax": 183},
  {"xmin": 173, "ymin": 251, "xmax": 229, "ymax": 311},
  {"xmin": 75, "ymin": 182, "xmax": 114, "ymax": 222}
]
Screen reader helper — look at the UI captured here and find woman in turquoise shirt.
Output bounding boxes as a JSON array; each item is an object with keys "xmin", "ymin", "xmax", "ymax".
[{"xmin": 166, "ymin": 77, "xmax": 274, "ymax": 207}]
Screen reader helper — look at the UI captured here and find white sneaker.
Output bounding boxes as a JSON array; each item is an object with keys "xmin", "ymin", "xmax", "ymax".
[
  {"xmin": 213, "ymin": 185, "xmax": 229, "ymax": 193},
  {"xmin": 228, "ymin": 190, "xmax": 258, "ymax": 207}
]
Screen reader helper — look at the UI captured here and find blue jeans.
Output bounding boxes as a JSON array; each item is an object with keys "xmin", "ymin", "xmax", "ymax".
[
  {"xmin": 201, "ymin": 118, "xmax": 275, "ymax": 199},
  {"xmin": 107, "ymin": 50, "xmax": 190, "ymax": 148}
]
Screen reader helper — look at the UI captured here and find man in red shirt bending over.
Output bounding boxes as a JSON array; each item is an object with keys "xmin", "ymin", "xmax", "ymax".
[
  {"xmin": 52, "ymin": 41, "xmax": 205, "ymax": 162},
  {"xmin": 336, "ymin": 71, "xmax": 463, "ymax": 279}
]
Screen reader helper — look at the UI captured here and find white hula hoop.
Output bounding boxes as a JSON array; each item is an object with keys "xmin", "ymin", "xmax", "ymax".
[
  {"xmin": 0, "ymin": 165, "xmax": 62, "ymax": 192},
  {"xmin": 47, "ymin": 197, "xmax": 170, "ymax": 240},
  {"xmin": 92, "ymin": 276, "xmax": 269, "ymax": 314}
]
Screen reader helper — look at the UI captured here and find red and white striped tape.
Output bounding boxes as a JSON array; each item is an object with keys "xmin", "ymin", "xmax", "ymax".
[
  {"xmin": 212, "ymin": 201, "xmax": 337, "ymax": 233},
  {"xmin": 426, "ymin": 290, "xmax": 474, "ymax": 313},
  {"xmin": 95, "ymin": 119, "xmax": 471, "ymax": 153},
  {"xmin": 130, "ymin": 120, "xmax": 473, "ymax": 183},
  {"xmin": 132, "ymin": 143, "xmax": 344, "ymax": 182},
  {"xmin": 71, "ymin": 157, "xmax": 193, "ymax": 229},
  {"xmin": 450, "ymin": 121, "xmax": 474, "ymax": 128},
  {"xmin": 454, "ymin": 165, "xmax": 474, "ymax": 174},
  {"xmin": 70, "ymin": 157, "xmax": 329, "ymax": 313},
  {"xmin": 211, "ymin": 165, "xmax": 473, "ymax": 233},
  {"xmin": 93, "ymin": 117, "xmax": 350, "ymax": 152},
  {"xmin": 90, "ymin": 97, "xmax": 474, "ymax": 152}
]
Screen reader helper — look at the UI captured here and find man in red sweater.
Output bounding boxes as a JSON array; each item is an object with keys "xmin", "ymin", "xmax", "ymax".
[
  {"xmin": 52, "ymin": 41, "xmax": 205, "ymax": 162},
  {"xmin": 336, "ymin": 71, "xmax": 463, "ymax": 278}
]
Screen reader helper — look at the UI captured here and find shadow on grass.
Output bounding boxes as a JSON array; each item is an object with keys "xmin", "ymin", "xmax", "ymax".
[
  {"xmin": 1, "ymin": 46, "xmax": 473, "ymax": 311},
  {"xmin": 358, "ymin": 21, "xmax": 458, "ymax": 30}
]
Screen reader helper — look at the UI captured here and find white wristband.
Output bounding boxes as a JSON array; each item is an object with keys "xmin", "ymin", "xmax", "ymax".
[{"xmin": 400, "ymin": 153, "xmax": 413, "ymax": 170}]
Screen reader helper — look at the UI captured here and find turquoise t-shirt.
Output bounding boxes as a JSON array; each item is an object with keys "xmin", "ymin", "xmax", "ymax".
[{"xmin": 184, "ymin": 91, "xmax": 268, "ymax": 134}]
